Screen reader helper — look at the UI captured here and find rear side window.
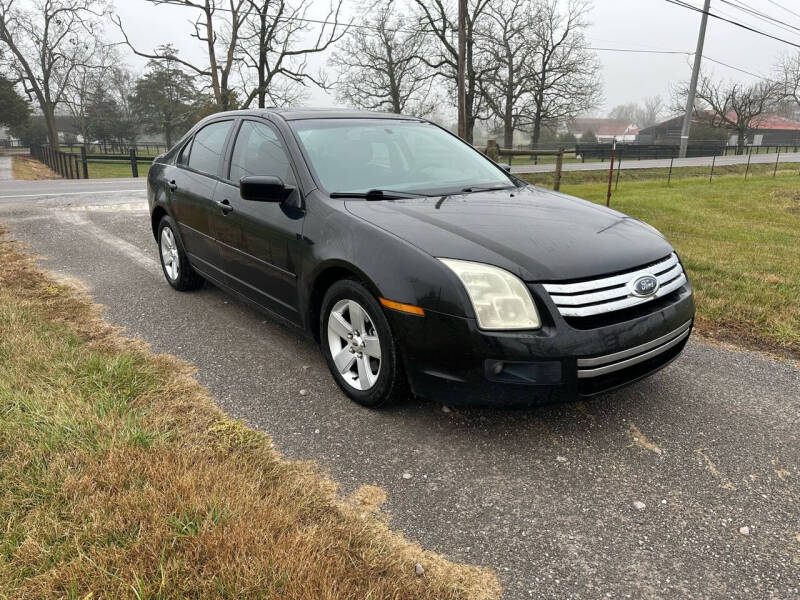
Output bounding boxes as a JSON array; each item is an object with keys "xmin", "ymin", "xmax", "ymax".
[
  {"xmin": 229, "ymin": 120, "xmax": 295, "ymax": 185},
  {"xmin": 187, "ymin": 120, "xmax": 233, "ymax": 176}
]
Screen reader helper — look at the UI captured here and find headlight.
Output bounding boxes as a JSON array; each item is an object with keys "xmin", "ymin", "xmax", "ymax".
[{"xmin": 439, "ymin": 259, "xmax": 541, "ymax": 330}]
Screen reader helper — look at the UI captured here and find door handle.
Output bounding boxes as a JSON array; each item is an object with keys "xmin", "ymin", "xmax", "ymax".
[
  {"xmin": 217, "ymin": 198, "xmax": 234, "ymax": 215},
  {"xmin": 167, "ymin": 179, "xmax": 178, "ymax": 191}
]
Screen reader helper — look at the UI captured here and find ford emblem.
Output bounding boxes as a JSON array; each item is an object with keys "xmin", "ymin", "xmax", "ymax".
[{"xmin": 631, "ymin": 274, "xmax": 659, "ymax": 297}]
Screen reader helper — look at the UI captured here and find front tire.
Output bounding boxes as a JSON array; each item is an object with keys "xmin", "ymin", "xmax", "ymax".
[
  {"xmin": 157, "ymin": 216, "xmax": 204, "ymax": 291},
  {"xmin": 320, "ymin": 279, "xmax": 407, "ymax": 408}
]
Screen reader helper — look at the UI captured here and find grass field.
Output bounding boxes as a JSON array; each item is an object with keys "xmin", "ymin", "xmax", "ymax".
[
  {"xmin": 0, "ymin": 235, "xmax": 499, "ymax": 599},
  {"xmin": 11, "ymin": 155, "xmax": 151, "ymax": 180},
  {"xmin": 519, "ymin": 168, "xmax": 800, "ymax": 357},
  {"xmin": 86, "ymin": 160, "xmax": 151, "ymax": 179}
]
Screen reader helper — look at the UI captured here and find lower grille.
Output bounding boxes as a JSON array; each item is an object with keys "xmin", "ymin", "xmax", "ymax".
[
  {"xmin": 577, "ymin": 320, "xmax": 692, "ymax": 379},
  {"xmin": 542, "ymin": 253, "xmax": 687, "ymax": 318}
]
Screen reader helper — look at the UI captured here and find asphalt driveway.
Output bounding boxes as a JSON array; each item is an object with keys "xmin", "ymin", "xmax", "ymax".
[{"xmin": 1, "ymin": 179, "xmax": 798, "ymax": 599}]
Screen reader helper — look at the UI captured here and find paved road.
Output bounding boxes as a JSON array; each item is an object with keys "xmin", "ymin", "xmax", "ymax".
[
  {"xmin": 0, "ymin": 155, "xmax": 12, "ymax": 180},
  {"xmin": 511, "ymin": 150, "xmax": 800, "ymax": 174},
  {"xmin": 1, "ymin": 179, "xmax": 798, "ymax": 599}
]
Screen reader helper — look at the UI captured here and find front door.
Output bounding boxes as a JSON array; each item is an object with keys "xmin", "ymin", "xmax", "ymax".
[
  {"xmin": 213, "ymin": 119, "xmax": 305, "ymax": 323},
  {"xmin": 169, "ymin": 119, "xmax": 234, "ymax": 278}
]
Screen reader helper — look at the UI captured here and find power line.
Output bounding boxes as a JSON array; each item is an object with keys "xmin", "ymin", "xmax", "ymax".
[
  {"xmin": 764, "ymin": 0, "xmax": 800, "ymax": 22},
  {"xmin": 589, "ymin": 47, "xmax": 691, "ymax": 54},
  {"xmin": 704, "ymin": 55, "xmax": 770, "ymax": 79},
  {"xmin": 718, "ymin": 0, "xmax": 800, "ymax": 38},
  {"xmin": 129, "ymin": 2, "xmax": 782, "ymax": 84},
  {"xmin": 663, "ymin": 0, "xmax": 800, "ymax": 49}
]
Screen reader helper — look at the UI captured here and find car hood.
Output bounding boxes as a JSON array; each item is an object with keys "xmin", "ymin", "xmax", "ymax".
[{"xmin": 344, "ymin": 186, "xmax": 674, "ymax": 281}]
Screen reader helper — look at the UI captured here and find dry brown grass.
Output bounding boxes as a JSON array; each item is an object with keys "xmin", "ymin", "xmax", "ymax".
[
  {"xmin": 11, "ymin": 155, "xmax": 61, "ymax": 180},
  {"xmin": 0, "ymin": 231, "xmax": 500, "ymax": 600}
]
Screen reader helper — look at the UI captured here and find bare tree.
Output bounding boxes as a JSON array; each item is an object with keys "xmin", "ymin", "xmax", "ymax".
[
  {"xmin": 237, "ymin": 0, "xmax": 346, "ymax": 109},
  {"xmin": 682, "ymin": 74, "xmax": 784, "ymax": 153},
  {"xmin": 330, "ymin": 1, "xmax": 434, "ymax": 115},
  {"xmin": 114, "ymin": 0, "xmax": 251, "ymax": 110},
  {"xmin": 607, "ymin": 102, "xmax": 637, "ymax": 123},
  {"xmin": 477, "ymin": 0, "xmax": 538, "ymax": 147},
  {"xmin": 62, "ymin": 41, "xmax": 116, "ymax": 144},
  {"xmin": 0, "ymin": 0, "xmax": 108, "ymax": 146},
  {"xmin": 411, "ymin": 0, "xmax": 493, "ymax": 143},
  {"xmin": 520, "ymin": 0, "xmax": 601, "ymax": 147},
  {"xmin": 638, "ymin": 95, "xmax": 664, "ymax": 129},
  {"xmin": 778, "ymin": 52, "xmax": 800, "ymax": 119},
  {"xmin": 607, "ymin": 95, "xmax": 664, "ymax": 129}
]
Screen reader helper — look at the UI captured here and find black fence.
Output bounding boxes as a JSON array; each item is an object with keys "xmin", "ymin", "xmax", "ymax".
[
  {"xmin": 31, "ymin": 144, "xmax": 156, "ymax": 178},
  {"xmin": 61, "ymin": 141, "xmax": 168, "ymax": 156},
  {"xmin": 575, "ymin": 143, "xmax": 800, "ymax": 161}
]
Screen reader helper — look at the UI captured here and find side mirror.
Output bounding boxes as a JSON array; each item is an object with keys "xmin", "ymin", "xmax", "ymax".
[
  {"xmin": 240, "ymin": 175, "xmax": 294, "ymax": 202},
  {"xmin": 499, "ymin": 163, "xmax": 512, "ymax": 173}
]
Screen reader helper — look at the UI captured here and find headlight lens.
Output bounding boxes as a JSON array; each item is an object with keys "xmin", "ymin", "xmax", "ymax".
[{"xmin": 439, "ymin": 259, "xmax": 541, "ymax": 330}]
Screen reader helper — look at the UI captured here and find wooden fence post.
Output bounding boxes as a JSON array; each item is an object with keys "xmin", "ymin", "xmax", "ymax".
[
  {"xmin": 553, "ymin": 147, "xmax": 564, "ymax": 191},
  {"xmin": 745, "ymin": 151, "xmax": 752, "ymax": 180},
  {"xmin": 486, "ymin": 139, "xmax": 499, "ymax": 161},
  {"xmin": 130, "ymin": 148, "xmax": 139, "ymax": 177},
  {"xmin": 667, "ymin": 156, "xmax": 674, "ymax": 185},
  {"xmin": 80, "ymin": 146, "xmax": 89, "ymax": 179},
  {"xmin": 606, "ymin": 142, "xmax": 615, "ymax": 207},
  {"xmin": 774, "ymin": 148, "xmax": 781, "ymax": 177}
]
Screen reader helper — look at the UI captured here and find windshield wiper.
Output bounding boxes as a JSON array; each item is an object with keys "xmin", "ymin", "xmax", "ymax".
[
  {"xmin": 461, "ymin": 184, "xmax": 517, "ymax": 193},
  {"xmin": 329, "ymin": 189, "xmax": 427, "ymax": 201}
]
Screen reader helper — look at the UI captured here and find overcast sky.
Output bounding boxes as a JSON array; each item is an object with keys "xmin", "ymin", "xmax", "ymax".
[{"xmin": 111, "ymin": 0, "xmax": 798, "ymax": 116}]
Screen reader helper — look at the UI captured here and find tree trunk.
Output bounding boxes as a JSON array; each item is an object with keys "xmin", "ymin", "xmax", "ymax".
[
  {"xmin": 258, "ymin": 11, "xmax": 267, "ymax": 109},
  {"xmin": 44, "ymin": 105, "xmax": 59, "ymax": 149},
  {"xmin": 530, "ymin": 114, "xmax": 542, "ymax": 150},
  {"xmin": 503, "ymin": 60, "xmax": 514, "ymax": 148},
  {"xmin": 737, "ymin": 129, "xmax": 746, "ymax": 155},
  {"xmin": 165, "ymin": 123, "xmax": 173, "ymax": 148}
]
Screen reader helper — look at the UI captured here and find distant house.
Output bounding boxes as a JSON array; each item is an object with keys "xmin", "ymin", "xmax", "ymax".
[
  {"xmin": 566, "ymin": 118, "xmax": 639, "ymax": 144},
  {"xmin": 638, "ymin": 112, "xmax": 800, "ymax": 146},
  {"xmin": 0, "ymin": 126, "xmax": 22, "ymax": 147}
]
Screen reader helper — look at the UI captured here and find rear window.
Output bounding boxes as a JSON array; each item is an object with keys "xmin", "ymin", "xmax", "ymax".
[{"xmin": 187, "ymin": 120, "xmax": 233, "ymax": 176}]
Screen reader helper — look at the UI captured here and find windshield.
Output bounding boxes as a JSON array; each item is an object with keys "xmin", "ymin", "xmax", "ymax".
[{"xmin": 290, "ymin": 119, "xmax": 514, "ymax": 196}]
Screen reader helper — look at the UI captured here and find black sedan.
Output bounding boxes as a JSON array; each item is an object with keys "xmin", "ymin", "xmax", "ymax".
[{"xmin": 147, "ymin": 109, "xmax": 695, "ymax": 407}]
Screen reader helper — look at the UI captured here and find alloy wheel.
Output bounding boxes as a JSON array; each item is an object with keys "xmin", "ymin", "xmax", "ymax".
[
  {"xmin": 160, "ymin": 227, "xmax": 180, "ymax": 281},
  {"xmin": 327, "ymin": 299, "xmax": 382, "ymax": 391}
]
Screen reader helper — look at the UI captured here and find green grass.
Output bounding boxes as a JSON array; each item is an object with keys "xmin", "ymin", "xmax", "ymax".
[
  {"xmin": 519, "ymin": 167, "xmax": 800, "ymax": 356},
  {"xmin": 520, "ymin": 161, "xmax": 800, "ymax": 186},
  {"xmin": 86, "ymin": 161, "xmax": 151, "ymax": 179}
]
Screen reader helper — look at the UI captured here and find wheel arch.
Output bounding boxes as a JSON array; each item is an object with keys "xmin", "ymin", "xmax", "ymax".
[
  {"xmin": 151, "ymin": 205, "xmax": 168, "ymax": 240},
  {"xmin": 306, "ymin": 260, "xmax": 383, "ymax": 343}
]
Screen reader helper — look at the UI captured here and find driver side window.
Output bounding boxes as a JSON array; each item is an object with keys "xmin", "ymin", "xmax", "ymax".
[{"xmin": 229, "ymin": 120, "xmax": 296, "ymax": 186}]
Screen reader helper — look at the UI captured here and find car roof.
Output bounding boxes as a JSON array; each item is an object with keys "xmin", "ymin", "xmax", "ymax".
[{"xmin": 205, "ymin": 108, "xmax": 426, "ymax": 122}]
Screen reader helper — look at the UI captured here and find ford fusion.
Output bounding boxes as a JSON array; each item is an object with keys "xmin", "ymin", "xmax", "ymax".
[{"xmin": 147, "ymin": 109, "xmax": 695, "ymax": 407}]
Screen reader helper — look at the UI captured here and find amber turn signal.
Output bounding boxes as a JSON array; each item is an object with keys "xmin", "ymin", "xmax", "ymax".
[{"xmin": 379, "ymin": 297, "xmax": 425, "ymax": 316}]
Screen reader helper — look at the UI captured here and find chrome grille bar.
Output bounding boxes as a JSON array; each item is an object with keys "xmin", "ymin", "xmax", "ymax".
[
  {"xmin": 577, "ymin": 322, "xmax": 691, "ymax": 378},
  {"xmin": 542, "ymin": 253, "xmax": 688, "ymax": 318}
]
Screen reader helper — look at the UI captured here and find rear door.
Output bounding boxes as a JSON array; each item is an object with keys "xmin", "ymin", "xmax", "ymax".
[
  {"xmin": 169, "ymin": 119, "xmax": 235, "ymax": 279},
  {"xmin": 212, "ymin": 118, "xmax": 305, "ymax": 323}
]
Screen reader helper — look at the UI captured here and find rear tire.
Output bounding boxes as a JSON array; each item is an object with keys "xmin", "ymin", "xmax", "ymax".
[
  {"xmin": 157, "ymin": 215, "xmax": 204, "ymax": 291},
  {"xmin": 320, "ymin": 279, "xmax": 408, "ymax": 408}
]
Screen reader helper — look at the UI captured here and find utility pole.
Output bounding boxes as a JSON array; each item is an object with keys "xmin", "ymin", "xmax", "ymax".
[
  {"xmin": 679, "ymin": 0, "xmax": 711, "ymax": 158},
  {"xmin": 457, "ymin": 0, "xmax": 467, "ymax": 139}
]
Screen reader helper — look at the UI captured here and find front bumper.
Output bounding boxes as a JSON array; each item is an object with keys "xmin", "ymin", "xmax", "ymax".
[{"xmin": 387, "ymin": 283, "xmax": 695, "ymax": 407}]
